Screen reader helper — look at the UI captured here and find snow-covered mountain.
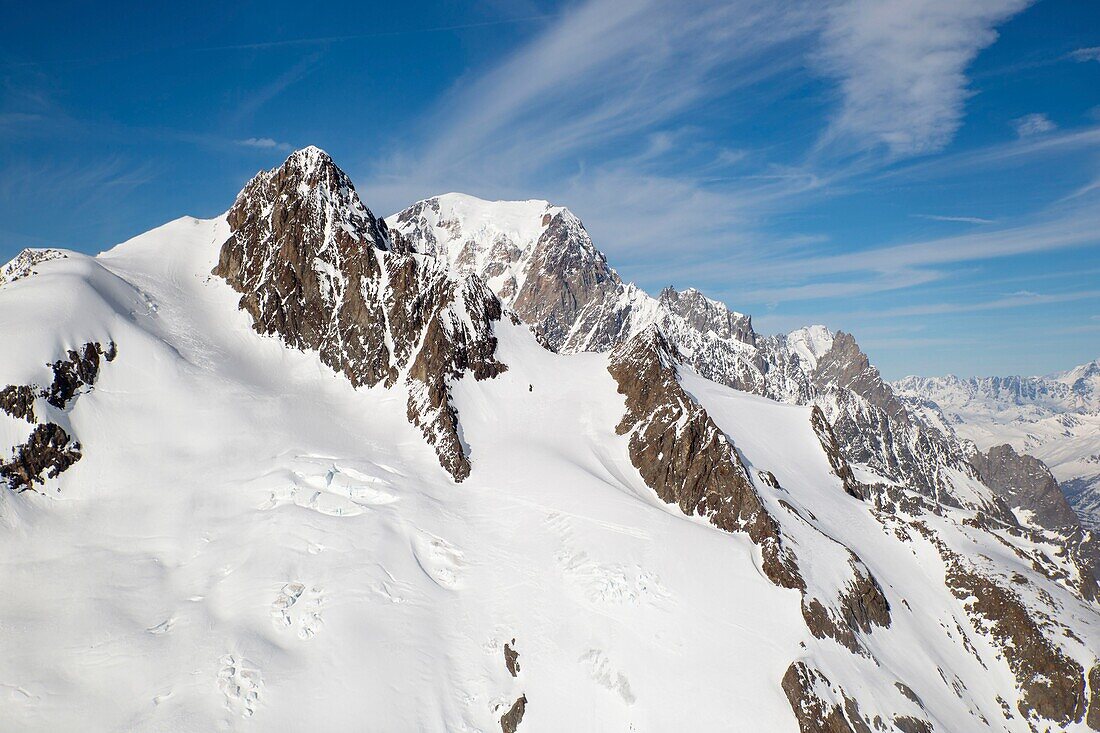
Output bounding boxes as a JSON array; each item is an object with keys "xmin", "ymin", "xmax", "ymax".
[
  {"xmin": 2, "ymin": 148, "xmax": 1099, "ymax": 732},
  {"xmin": 391, "ymin": 196, "xmax": 1019, "ymax": 514},
  {"xmin": 894, "ymin": 363, "xmax": 1100, "ymax": 531}
]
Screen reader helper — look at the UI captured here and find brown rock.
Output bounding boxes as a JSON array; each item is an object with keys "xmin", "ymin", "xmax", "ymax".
[
  {"xmin": 500, "ymin": 694, "xmax": 526, "ymax": 733},
  {"xmin": 42, "ymin": 341, "xmax": 116, "ymax": 409},
  {"xmin": 609, "ymin": 327, "xmax": 891, "ymax": 657},
  {"xmin": 946, "ymin": 561, "xmax": 1086, "ymax": 725},
  {"xmin": 504, "ymin": 640, "xmax": 520, "ymax": 678},
  {"xmin": 1088, "ymin": 665, "xmax": 1100, "ymax": 731},
  {"xmin": 1, "ymin": 423, "xmax": 82, "ymax": 491},
  {"xmin": 0, "ymin": 385, "xmax": 36, "ymax": 422},
  {"xmin": 2, "ymin": 341, "xmax": 116, "ymax": 491},
  {"xmin": 970, "ymin": 443, "xmax": 1098, "ymax": 598},
  {"xmin": 213, "ymin": 148, "xmax": 506, "ymax": 481},
  {"xmin": 811, "ymin": 405, "xmax": 863, "ymax": 500},
  {"xmin": 607, "ymin": 327, "xmax": 801, "ymax": 590},
  {"xmin": 781, "ymin": 662, "xmax": 870, "ymax": 733}
]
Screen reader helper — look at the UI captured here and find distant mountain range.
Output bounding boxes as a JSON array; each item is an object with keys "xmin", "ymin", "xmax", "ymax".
[{"xmin": 895, "ymin": 361, "xmax": 1100, "ymax": 531}]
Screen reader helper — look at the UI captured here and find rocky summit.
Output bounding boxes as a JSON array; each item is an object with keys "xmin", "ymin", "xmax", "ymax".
[{"xmin": 1, "ymin": 148, "xmax": 1098, "ymax": 732}]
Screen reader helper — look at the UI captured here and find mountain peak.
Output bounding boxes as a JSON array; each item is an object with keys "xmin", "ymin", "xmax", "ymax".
[
  {"xmin": 285, "ymin": 144, "xmax": 334, "ymax": 169},
  {"xmin": 233, "ymin": 145, "xmax": 386, "ymax": 251}
]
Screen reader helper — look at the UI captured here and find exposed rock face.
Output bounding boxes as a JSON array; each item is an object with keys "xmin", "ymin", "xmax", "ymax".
[
  {"xmin": 658, "ymin": 286, "xmax": 755, "ymax": 346},
  {"xmin": 811, "ymin": 405, "xmax": 863, "ymax": 500},
  {"xmin": 971, "ymin": 443, "xmax": 1083, "ymax": 531},
  {"xmin": 1089, "ymin": 665, "xmax": 1100, "ymax": 730},
  {"xmin": 607, "ymin": 327, "xmax": 893, "ymax": 670},
  {"xmin": 945, "ymin": 551, "xmax": 1089, "ymax": 726},
  {"xmin": 799, "ymin": 332, "xmax": 999, "ymax": 514},
  {"xmin": 390, "ymin": 195, "xmax": 627, "ymax": 353},
  {"xmin": 215, "ymin": 146, "xmax": 397, "ymax": 387},
  {"xmin": 970, "ymin": 443, "xmax": 1099, "ymax": 593},
  {"xmin": 499, "ymin": 694, "xmax": 526, "ymax": 733},
  {"xmin": 511, "ymin": 211, "xmax": 623, "ymax": 351},
  {"xmin": 801, "ymin": 561, "xmax": 891, "ymax": 655},
  {"xmin": 504, "ymin": 640, "xmax": 520, "ymax": 678},
  {"xmin": 1, "ymin": 423, "xmax": 82, "ymax": 490},
  {"xmin": 782, "ymin": 661, "xmax": 933, "ymax": 733},
  {"xmin": 43, "ymin": 342, "xmax": 117, "ymax": 409},
  {"xmin": 607, "ymin": 327, "xmax": 799, "ymax": 590},
  {"xmin": 213, "ymin": 148, "xmax": 507, "ymax": 481},
  {"xmin": 781, "ymin": 662, "xmax": 872, "ymax": 733},
  {"xmin": 1, "ymin": 342, "xmax": 115, "ymax": 491},
  {"xmin": 0, "ymin": 385, "xmax": 36, "ymax": 422}
]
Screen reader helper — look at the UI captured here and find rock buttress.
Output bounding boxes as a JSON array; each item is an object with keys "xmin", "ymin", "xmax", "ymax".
[
  {"xmin": 213, "ymin": 147, "xmax": 506, "ymax": 481},
  {"xmin": 608, "ymin": 327, "xmax": 801, "ymax": 590}
]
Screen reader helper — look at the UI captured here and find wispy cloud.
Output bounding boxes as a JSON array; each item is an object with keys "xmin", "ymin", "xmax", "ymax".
[
  {"xmin": 752, "ymin": 201, "xmax": 1100, "ymax": 280},
  {"xmin": 357, "ymin": 0, "xmax": 1092, "ymax": 325},
  {"xmin": 912, "ymin": 213, "xmax": 994, "ymax": 224},
  {"xmin": 827, "ymin": 288, "xmax": 1100, "ymax": 319},
  {"xmin": 194, "ymin": 15, "xmax": 558, "ymax": 53},
  {"xmin": 874, "ymin": 125, "xmax": 1100, "ymax": 181},
  {"xmin": 0, "ymin": 112, "xmax": 42, "ymax": 128},
  {"xmin": 1013, "ymin": 112, "xmax": 1056, "ymax": 137},
  {"xmin": 228, "ymin": 54, "xmax": 322, "ymax": 128},
  {"xmin": 641, "ymin": 192, "xmax": 1100, "ymax": 308},
  {"xmin": 397, "ymin": 0, "xmax": 819, "ymax": 185},
  {"xmin": 0, "ymin": 156, "xmax": 162, "ymax": 214},
  {"xmin": 236, "ymin": 137, "xmax": 291, "ymax": 151},
  {"xmin": 812, "ymin": 0, "xmax": 1033, "ymax": 157},
  {"xmin": 1070, "ymin": 47, "xmax": 1100, "ymax": 62},
  {"xmin": 1062, "ymin": 174, "xmax": 1100, "ymax": 201}
]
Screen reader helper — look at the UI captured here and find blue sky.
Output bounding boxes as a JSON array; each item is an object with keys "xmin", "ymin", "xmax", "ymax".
[{"xmin": 2, "ymin": 0, "xmax": 1098, "ymax": 379}]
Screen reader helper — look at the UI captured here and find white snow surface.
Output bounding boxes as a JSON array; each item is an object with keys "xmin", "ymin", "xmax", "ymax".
[
  {"xmin": 0, "ymin": 214, "xmax": 1097, "ymax": 731},
  {"xmin": 0, "ymin": 216, "xmax": 804, "ymax": 731}
]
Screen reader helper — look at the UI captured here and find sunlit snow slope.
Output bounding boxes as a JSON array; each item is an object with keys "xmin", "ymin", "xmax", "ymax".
[{"xmin": 0, "ymin": 218, "xmax": 809, "ymax": 730}]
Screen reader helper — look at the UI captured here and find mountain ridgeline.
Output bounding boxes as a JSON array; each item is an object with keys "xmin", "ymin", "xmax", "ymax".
[{"xmin": 1, "ymin": 147, "xmax": 1098, "ymax": 733}]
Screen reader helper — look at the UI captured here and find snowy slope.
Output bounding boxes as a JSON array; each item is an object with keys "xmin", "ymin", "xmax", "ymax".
[
  {"xmin": 1, "ymin": 149, "xmax": 1098, "ymax": 732},
  {"xmin": 0, "ymin": 219, "xmax": 814, "ymax": 732}
]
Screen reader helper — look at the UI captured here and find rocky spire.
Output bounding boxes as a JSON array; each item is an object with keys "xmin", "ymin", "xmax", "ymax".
[{"xmin": 214, "ymin": 148, "xmax": 507, "ymax": 481}]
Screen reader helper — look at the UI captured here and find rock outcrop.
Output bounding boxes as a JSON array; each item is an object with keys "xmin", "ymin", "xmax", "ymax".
[
  {"xmin": 607, "ymin": 327, "xmax": 902, "ymax": 726},
  {"xmin": 781, "ymin": 662, "xmax": 876, "ymax": 733},
  {"xmin": 971, "ymin": 443, "xmax": 1084, "ymax": 532},
  {"xmin": 0, "ymin": 423, "xmax": 82, "ymax": 490},
  {"xmin": 0, "ymin": 248, "xmax": 68, "ymax": 288},
  {"xmin": 213, "ymin": 148, "xmax": 507, "ymax": 481},
  {"xmin": 607, "ymin": 327, "xmax": 799, "ymax": 590},
  {"xmin": 970, "ymin": 443, "xmax": 1099, "ymax": 593},
  {"xmin": 504, "ymin": 640, "xmax": 520, "ymax": 678},
  {"xmin": 1, "ymin": 341, "xmax": 116, "ymax": 491},
  {"xmin": 499, "ymin": 695, "xmax": 526, "ymax": 733},
  {"xmin": 43, "ymin": 342, "xmax": 117, "ymax": 410},
  {"xmin": 947, "ymin": 559, "xmax": 1088, "ymax": 726},
  {"xmin": 0, "ymin": 385, "xmax": 37, "ymax": 423}
]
